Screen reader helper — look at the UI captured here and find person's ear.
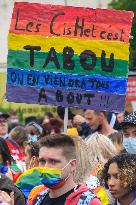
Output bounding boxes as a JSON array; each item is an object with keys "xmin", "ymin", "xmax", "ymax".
[
  {"xmin": 23, "ymin": 141, "xmax": 28, "ymax": 148},
  {"xmin": 29, "ymin": 156, "xmax": 38, "ymax": 168},
  {"xmin": 99, "ymin": 112, "xmax": 105, "ymax": 120},
  {"xmin": 31, "ymin": 156, "xmax": 36, "ymax": 162},
  {"xmin": 70, "ymin": 159, "xmax": 77, "ymax": 172}
]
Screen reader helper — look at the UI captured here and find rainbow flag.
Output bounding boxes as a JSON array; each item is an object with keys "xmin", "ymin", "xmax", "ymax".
[
  {"xmin": 16, "ymin": 166, "xmax": 61, "ymax": 199},
  {"xmin": 6, "ymin": 2, "xmax": 133, "ymax": 112},
  {"xmin": 16, "ymin": 167, "xmax": 42, "ymax": 199}
]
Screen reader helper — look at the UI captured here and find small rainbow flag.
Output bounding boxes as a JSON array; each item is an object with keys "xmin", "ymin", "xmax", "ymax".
[
  {"xmin": 16, "ymin": 167, "xmax": 61, "ymax": 199},
  {"xmin": 16, "ymin": 167, "xmax": 42, "ymax": 199}
]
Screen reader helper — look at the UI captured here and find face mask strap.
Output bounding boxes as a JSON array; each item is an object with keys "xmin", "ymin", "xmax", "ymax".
[
  {"xmin": 62, "ymin": 158, "xmax": 76, "ymax": 170},
  {"xmin": 63, "ymin": 160, "xmax": 76, "ymax": 182},
  {"xmin": 64, "ymin": 174, "xmax": 70, "ymax": 182}
]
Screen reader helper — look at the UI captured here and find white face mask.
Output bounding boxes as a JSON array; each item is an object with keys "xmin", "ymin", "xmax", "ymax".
[
  {"xmin": 9, "ymin": 119, "xmax": 19, "ymax": 124},
  {"xmin": 28, "ymin": 134, "xmax": 38, "ymax": 142},
  {"xmin": 123, "ymin": 137, "xmax": 136, "ymax": 154}
]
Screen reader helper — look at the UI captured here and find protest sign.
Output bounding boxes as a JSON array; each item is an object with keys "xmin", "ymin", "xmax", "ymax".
[
  {"xmin": 6, "ymin": 2, "xmax": 133, "ymax": 112},
  {"xmin": 0, "ymin": 71, "xmax": 47, "ymax": 118},
  {"xmin": 126, "ymin": 75, "xmax": 136, "ymax": 102}
]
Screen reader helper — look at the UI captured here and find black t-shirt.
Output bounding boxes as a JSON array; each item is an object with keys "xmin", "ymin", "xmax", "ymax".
[{"xmin": 40, "ymin": 187, "xmax": 75, "ymax": 205}]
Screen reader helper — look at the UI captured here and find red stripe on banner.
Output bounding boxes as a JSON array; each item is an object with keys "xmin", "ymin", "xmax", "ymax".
[
  {"xmin": 9, "ymin": 2, "xmax": 133, "ymax": 43},
  {"xmin": 10, "ymin": 19, "xmax": 131, "ymax": 43}
]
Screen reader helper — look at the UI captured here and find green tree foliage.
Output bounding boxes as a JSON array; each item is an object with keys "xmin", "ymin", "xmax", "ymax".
[{"xmin": 109, "ymin": 0, "xmax": 136, "ymax": 69}]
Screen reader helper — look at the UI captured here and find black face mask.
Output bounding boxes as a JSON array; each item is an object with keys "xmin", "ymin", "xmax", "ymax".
[{"xmin": 94, "ymin": 124, "xmax": 102, "ymax": 132}]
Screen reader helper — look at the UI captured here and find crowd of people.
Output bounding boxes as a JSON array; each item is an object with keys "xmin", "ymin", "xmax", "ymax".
[{"xmin": 0, "ymin": 107, "xmax": 135, "ymax": 205}]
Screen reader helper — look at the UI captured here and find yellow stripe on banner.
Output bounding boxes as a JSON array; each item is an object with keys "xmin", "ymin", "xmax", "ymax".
[{"xmin": 8, "ymin": 33, "xmax": 129, "ymax": 60}]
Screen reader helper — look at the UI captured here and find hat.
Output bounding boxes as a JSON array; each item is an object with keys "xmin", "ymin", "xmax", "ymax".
[
  {"xmin": 0, "ymin": 112, "xmax": 9, "ymax": 119},
  {"xmin": 121, "ymin": 111, "xmax": 136, "ymax": 127}
]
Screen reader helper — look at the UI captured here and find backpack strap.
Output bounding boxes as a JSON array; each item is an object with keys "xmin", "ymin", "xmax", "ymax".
[
  {"xmin": 34, "ymin": 189, "xmax": 49, "ymax": 205},
  {"xmin": 77, "ymin": 190, "xmax": 97, "ymax": 205}
]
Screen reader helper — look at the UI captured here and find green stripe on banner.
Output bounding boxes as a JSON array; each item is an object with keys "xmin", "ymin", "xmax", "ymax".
[{"xmin": 8, "ymin": 50, "xmax": 128, "ymax": 78}]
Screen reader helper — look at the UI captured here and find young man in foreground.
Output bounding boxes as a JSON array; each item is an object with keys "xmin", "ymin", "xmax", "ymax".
[{"xmin": 28, "ymin": 134, "xmax": 102, "ymax": 205}]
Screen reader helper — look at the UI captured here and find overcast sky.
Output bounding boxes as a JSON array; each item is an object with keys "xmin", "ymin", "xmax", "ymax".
[{"xmin": 65, "ymin": 0, "xmax": 111, "ymax": 8}]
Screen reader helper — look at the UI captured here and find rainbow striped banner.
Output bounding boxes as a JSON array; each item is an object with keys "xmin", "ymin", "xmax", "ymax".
[{"xmin": 6, "ymin": 2, "xmax": 133, "ymax": 112}]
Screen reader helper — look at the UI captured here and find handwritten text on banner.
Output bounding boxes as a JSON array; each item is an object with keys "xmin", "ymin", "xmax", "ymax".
[{"xmin": 6, "ymin": 2, "xmax": 133, "ymax": 112}]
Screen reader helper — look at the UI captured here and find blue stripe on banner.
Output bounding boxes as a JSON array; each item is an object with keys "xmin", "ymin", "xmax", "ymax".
[
  {"xmin": 6, "ymin": 85, "xmax": 126, "ymax": 112},
  {"xmin": 7, "ymin": 68, "xmax": 127, "ymax": 94}
]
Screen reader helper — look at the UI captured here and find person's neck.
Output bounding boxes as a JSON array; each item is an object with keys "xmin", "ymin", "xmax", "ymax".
[
  {"xmin": 49, "ymin": 178, "xmax": 76, "ymax": 198},
  {"xmin": 0, "ymin": 133, "xmax": 7, "ymax": 139},
  {"xmin": 118, "ymin": 192, "xmax": 134, "ymax": 205},
  {"xmin": 99, "ymin": 121, "xmax": 116, "ymax": 136}
]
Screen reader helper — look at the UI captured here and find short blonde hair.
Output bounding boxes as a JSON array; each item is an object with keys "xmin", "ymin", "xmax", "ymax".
[{"xmin": 86, "ymin": 133, "xmax": 118, "ymax": 172}]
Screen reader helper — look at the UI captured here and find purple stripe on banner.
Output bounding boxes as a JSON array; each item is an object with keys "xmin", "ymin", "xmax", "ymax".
[{"xmin": 6, "ymin": 85, "xmax": 125, "ymax": 112}]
